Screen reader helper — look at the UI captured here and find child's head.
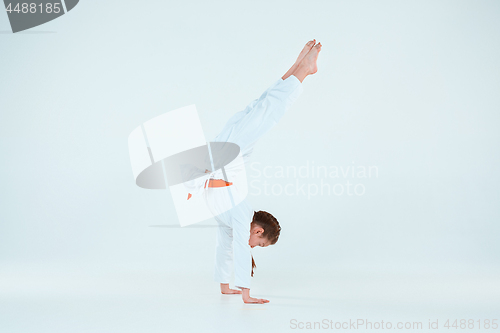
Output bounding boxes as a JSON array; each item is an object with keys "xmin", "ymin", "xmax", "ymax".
[
  {"xmin": 248, "ymin": 210, "xmax": 281, "ymax": 248},
  {"xmin": 249, "ymin": 210, "xmax": 281, "ymax": 276}
]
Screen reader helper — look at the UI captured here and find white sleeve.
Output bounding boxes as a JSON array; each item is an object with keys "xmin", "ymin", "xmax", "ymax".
[
  {"xmin": 231, "ymin": 202, "xmax": 254, "ymax": 289},
  {"xmin": 213, "ymin": 224, "xmax": 233, "ymax": 284}
]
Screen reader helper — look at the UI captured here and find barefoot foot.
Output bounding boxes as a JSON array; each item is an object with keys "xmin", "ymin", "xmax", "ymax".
[
  {"xmin": 220, "ymin": 283, "xmax": 242, "ymax": 294},
  {"xmin": 291, "ymin": 42, "xmax": 322, "ymax": 82},
  {"xmin": 295, "ymin": 39, "xmax": 316, "ymax": 65},
  {"xmin": 301, "ymin": 42, "xmax": 322, "ymax": 75},
  {"xmin": 221, "ymin": 289, "xmax": 242, "ymax": 295},
  {"xmin": 281, "ymin": 39, "xmax": 317, "ymax": 80}
]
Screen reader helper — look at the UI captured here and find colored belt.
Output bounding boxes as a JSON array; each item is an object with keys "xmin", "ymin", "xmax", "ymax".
[{"xmin": 187, "ymin": 178, "xmax": 233, "ymax": 200}]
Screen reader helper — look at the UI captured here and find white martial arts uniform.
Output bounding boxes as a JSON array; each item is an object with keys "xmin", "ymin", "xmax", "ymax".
[{"xmin": 209, "ymin": 74, "xmax": 304, "ymax": 289}]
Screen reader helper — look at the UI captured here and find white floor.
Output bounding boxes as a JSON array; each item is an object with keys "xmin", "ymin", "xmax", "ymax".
[{"xmin": 1, "ymin": 261, "xmax": 499, "ymax": 333}]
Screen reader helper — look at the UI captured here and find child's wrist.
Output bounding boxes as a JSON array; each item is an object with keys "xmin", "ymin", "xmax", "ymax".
[{"xmin": 240, "ymin": 287, "xmax": 250, "ymax": 299}]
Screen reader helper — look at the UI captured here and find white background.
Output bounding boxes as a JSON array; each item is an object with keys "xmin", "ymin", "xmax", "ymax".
[{"xmin": 1, "ymin": 0, "xmax": 499, "ymax": 332}]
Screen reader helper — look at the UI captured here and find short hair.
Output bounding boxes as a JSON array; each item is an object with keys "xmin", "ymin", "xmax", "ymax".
[{"xmin": 251, "ymin": 210, "xmax": 281, "ymax": 245}]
